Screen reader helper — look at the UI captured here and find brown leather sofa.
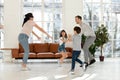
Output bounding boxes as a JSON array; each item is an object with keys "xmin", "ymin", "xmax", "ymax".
[{"xmin": 11, "ymin": 43, "xmax": 72, "ymax": 59}]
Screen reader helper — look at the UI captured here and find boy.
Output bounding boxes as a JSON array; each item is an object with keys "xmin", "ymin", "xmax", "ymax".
[{"xmin": 69, "ymin": 26, "xmax": 86, "ymax": 74}]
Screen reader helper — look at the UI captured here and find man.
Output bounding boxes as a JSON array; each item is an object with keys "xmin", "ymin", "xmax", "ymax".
[{"xmin": 75, "ymin": 15, "xmax": 96, "ymax": 68}]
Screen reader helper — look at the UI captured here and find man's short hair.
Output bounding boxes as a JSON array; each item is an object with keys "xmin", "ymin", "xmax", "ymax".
[
  {"xmin": 75, "ymin": 15, "xmax": 82, "ymax": 20},
  {"xmin": 74, "ymin": 26, "xmax": 81, "ymax": 34}
]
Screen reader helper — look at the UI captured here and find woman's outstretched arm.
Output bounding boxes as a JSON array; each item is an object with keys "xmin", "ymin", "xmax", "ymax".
[
  {"xmin": 32, "ymin": 31, "xmax": 41, "ymax": 40},
  {"xmin": 34, "ymin": 23, "xmax": 52, "ymax": 39}
]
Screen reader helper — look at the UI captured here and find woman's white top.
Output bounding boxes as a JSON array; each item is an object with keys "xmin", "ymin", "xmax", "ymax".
[{"xmin": 21, "ymin": 20, "xmax": 35, "ymax": 36}]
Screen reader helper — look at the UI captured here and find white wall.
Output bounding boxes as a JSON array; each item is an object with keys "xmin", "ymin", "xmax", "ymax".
[
  {"xmin": 63, "ymin": 0, "xmax": 83, "ymax": 34},
  {"xmin": 4, "ymin": 0, "xmax": 22, "ymax": 48}
]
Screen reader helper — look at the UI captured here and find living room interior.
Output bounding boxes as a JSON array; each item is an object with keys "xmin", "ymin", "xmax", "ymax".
[{"xmin": 0, "ymin": 0, "xmax": 120, "ymax": 80}]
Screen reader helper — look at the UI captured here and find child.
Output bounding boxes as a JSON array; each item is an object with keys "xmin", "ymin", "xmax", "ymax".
[
  {"xmin": 69, "ymin": 26, "xmax": 86, "ymax": 74},
  {"xmin": 58, "ymin": 30, "xmax": 68, "ymax": 66}
]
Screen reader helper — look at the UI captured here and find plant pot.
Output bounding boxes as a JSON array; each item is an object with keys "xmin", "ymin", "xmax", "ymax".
[
  {"xmin": 81, "ymin": 43, "xmax": 84, "ymax": 48},
  {"xmin": 99, "ymin": 56, "xmax": 104, "ymax": 62}
]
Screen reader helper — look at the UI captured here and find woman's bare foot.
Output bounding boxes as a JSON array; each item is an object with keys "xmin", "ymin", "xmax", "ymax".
[
  {"xmin": 21, "ymin": 63, "xmax": 26, "ymax": 68},
  {"xmin": 21, "ymin": 63, "xmax": 30, "ymax": 71}
]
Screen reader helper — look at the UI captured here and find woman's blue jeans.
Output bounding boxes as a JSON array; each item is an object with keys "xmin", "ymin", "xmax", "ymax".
[{"xmin": 18, "ymin": 33, "xmax": 29, "ymax": 64}]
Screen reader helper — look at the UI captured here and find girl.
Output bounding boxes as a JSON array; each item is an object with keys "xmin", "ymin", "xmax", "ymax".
[
  {"xmin": 58, "ymin": 30, "xmax": 68, "ymax": 66},
  {"xmin": 18, "ymin": 13, "xmax": 52, "ymax": 70}
]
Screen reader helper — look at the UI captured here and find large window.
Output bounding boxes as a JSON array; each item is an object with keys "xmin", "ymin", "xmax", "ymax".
[
  {"xmin": 0, "ymin": 0, "xmax": 4, "ymax": 48},
  {"xmin": 0, "ymin": 0, "xmax": 4, "ymax": 25},
  {"xmin": 83, "ymin": 0, "xmax": 120, "ymax": 57},
  {"xmin": 23, "ymin": 0, "xmax": 62, "ymax": 43}
]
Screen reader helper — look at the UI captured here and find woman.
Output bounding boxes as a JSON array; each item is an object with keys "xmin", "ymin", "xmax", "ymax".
[
  {"xmin": 18, "ymin": 13, "xmax": 52, "ymax": 70},
  {"xmin": 58, "ymin": 30, "xmax": 68, "ymax": 66}
]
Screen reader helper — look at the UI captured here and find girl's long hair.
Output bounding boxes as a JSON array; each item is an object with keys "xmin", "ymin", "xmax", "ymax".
[
  {"xmin": 22, "ymin": 13, "xmax": 34, "ymax": 27},
  {"xmin": 60, "ymin": 30, "xmax": 67, "ymax": 38}
]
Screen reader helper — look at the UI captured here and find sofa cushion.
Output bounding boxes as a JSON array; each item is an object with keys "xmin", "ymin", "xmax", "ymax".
[
  {"xmin": 19, "ymin": 43, "xmax": 34, "ymax": 53},
  {"xmin": 55, "ymin": 53, "xmax": 62, "ymax": 58},
  {"xmin": 55, "ymin": 52, "xmax": 72, "ymax": 58},
  {"xmin": 37, "ymin": 52, "xmax": 55, "ymax": 58},
  {"xmin": 49, "ymin": 43, "xmax": 59, "ymax": 53},
  {"xmin": 33, "ymin": 43, "xmax": 49, "ymax": 53},
  {"xmin": 19, "ymin": 52, "xmax": 36, "ymax": 58}
]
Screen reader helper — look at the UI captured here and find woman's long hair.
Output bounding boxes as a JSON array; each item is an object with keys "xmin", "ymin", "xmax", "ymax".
[
  {"xmin": 22, "ymin": 13, "xmax": 34, "ymax": 27},
  {"xmin": 60, "ymin": 30, "xmax": 67, "ymax": 38}
]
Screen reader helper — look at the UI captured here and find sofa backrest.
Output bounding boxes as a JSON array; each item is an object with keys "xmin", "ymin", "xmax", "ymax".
[
  {"xmin": 19, "ymin": 43, "xmax": 34, "ymax": 53},
  {"xmin": 65, "ymin": 47, "xmax": 73, "ymax": 52},
  {"xmin": 49, "ymin": 43, "xmax": 59, "ymax": 53},
  {"xmin": 33, "ymin": 43, "xmax": 49, "ymax": 53},
  {"xmin": 19, "ymin": 43, "xmax": 59, "ymax": 53}
]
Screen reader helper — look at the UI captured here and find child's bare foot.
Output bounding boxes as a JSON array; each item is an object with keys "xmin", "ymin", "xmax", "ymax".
[{"xmin": 66, "ymin": 54, "xmax": 68, "ymax": 58}]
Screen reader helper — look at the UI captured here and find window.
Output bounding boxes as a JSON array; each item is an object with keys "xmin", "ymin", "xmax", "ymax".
[
  {"xmin": 0, "ymin": 0, "xmax": 4, "ymax": 24},
  {"xmin": 83, "ymin": 0, "xmax": 120, "ymax": 57},
  {"xmin": 23, "ymin": 0, "xmax": 62, "ymax": 43},
  {"xmin": 0, "ymin": 0, "xmax": 4, "ymax": 48}
]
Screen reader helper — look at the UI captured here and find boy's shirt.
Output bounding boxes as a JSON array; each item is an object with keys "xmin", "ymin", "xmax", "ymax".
[{"xmin": 72, "ymin": 33, "xmax": 81, "ymax": 51}]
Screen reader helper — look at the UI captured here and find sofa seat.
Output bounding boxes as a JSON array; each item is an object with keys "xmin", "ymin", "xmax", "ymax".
[
  {"xmin": 55, "ymin": 53, "xmax": 62, "ymax": 58},
  {"xmin": 19, "ymin": 52, "xmax": 36, "ymax": 58},
  {"xmin": 55, "ymin": 52, "xmax": 72, "ymax": 58},
  {"xmin": 37, "ymin": 52, "xmax": 55, "ymax": 59},
  {"xmin": 12, "ymin": 43, "xmax": 73, "ymax": 59}
]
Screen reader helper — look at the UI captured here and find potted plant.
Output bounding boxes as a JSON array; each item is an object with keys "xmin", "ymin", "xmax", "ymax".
[{"xmin": 95, "ymin": 24, "xmax": 109, "ymax": 61}]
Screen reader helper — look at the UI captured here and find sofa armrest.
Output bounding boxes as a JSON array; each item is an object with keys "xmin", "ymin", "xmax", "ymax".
[{"xmin": 11, "ymin": 48, "xmax": 19, "ymax": 58}]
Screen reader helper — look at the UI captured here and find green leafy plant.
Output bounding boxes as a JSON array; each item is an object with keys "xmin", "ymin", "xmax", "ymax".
[{"xmin": 95, "ymin": 24, "xmax": 109, "ymax": 56}]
